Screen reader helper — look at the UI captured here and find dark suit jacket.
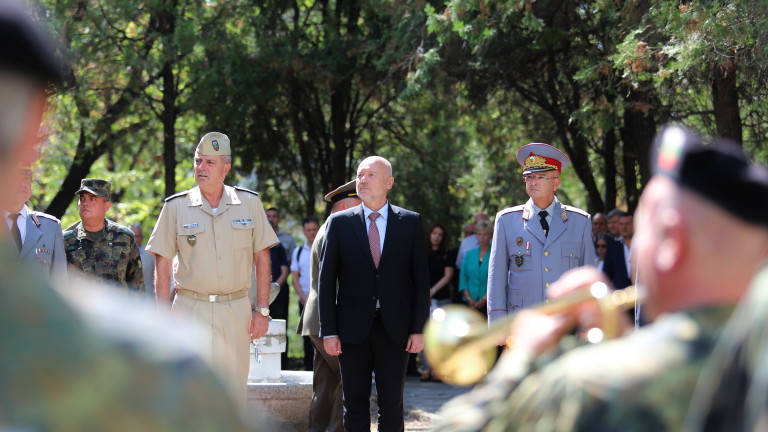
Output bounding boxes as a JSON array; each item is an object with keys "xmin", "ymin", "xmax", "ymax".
[
  {"xmin": 318, "ymin": 203, "xmax": 430, "ymax": 345},
  {"xmin": 603, "ymin": 239, "xmax": 632, "ymax": 289}
]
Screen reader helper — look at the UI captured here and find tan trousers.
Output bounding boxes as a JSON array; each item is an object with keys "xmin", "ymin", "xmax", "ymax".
[{"xmin": 173, "ymin": 294, "xmax": 251, "ymax": 408}]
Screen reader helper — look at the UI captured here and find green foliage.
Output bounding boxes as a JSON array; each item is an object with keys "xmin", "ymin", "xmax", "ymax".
[{"xmin": 32, "ymin": 0, "xmax": 768, "ymax": 239}]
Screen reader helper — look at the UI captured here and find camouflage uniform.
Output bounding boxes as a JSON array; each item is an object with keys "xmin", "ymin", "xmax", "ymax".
[
  {"xmin": 684, "ymin": 267, "xmax": 768, "ymax": 431},
  {"xmin": 434, "ymin": 306, "xmax": 733, "ymax": 432},
  {"xmin": 63, "ymin": 218, "xmax": 144, "ymax": 292},
  {"xmin": 0, "ymin": 244, "xmax": 251, "ymax": 431}
]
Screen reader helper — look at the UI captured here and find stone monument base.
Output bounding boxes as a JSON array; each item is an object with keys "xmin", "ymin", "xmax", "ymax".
[{"xmin": 247, "ymin": 371, "xmax": 313, "ymax": 432}]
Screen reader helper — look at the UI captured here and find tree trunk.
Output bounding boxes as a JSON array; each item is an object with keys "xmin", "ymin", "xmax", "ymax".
[
  {"xmin": 45, "ymin": 130, "xmax": 101, "ymax": 218},
  {"xmin": 619, "ymin": 87, "xmax": 657, "ymax": 213},
  {"xmin": 602, "ymin": 128, "xmax": 617, "ymax": 213},
  {"xmin": 711, "ymin": 54, "xmax": 742, "ymax": 144}
]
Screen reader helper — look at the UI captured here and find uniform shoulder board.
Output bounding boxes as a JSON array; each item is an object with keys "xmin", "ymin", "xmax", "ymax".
[
  {"xmin": 62, "ymin": 229, "xmax": 76, "ymax": 241},
  {"xmin": 562, "ymin": 205, "xmax": 590, "ymax": 218},
  {"xmin": 164, "ymin": 189, "xmax": 190, "ymax": 203},
  {"xmin": 496, "ymin": 205, "xmax": 525, "ymax": 218},
  {"xmin": 234, "ymin": 186, "xmax": 259, "ymax": 196},
  {"xmin": 113, "ymin": 222, "xmax": 136, "ymax": 238},
  {"xmin": 33, "ymin": 211, "xmax": 61, "ymax": 223}
]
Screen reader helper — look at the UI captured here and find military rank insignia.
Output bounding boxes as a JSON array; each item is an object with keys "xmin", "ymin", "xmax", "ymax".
[
  {"xmin": 515, "ymin": 255, "xmax": 524, "ymax": 267},
  {"xmin": 561, "ymin": 210, "xmax": 568, "ymax": 222},
  {"xmin": 187, "ymin": 235, "xmax": 197, "ymax": 246}
]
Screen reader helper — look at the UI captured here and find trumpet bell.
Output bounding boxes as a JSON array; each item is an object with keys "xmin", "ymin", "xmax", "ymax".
[{"xmin": 424, "ymin": 306, "xmax": 497, "ymax": 386}]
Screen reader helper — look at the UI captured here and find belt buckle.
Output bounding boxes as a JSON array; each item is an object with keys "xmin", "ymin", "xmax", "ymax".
[{"xmin": 208, "ymin": 294, "xmax": 219, "ymax": 302}]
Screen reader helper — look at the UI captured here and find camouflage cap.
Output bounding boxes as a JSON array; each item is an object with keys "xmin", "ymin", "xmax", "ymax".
[
  {"xmin": 195, "ymin": 132, "xmax": 231, "ymax": 156},
  {"xmin": 75, "ymin": 178, "xmax": 111, "ymax": 198}
]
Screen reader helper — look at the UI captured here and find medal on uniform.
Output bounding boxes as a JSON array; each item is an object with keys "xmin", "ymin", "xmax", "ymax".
[
  {"xmin": 516, "ymin": 237, "xmax": 523, "ymax": 246},
  {"xmin": 515, "ymin": 255, "xmax": 524, "ymax": 267},
  {"xmin": 187, "ymin": 234, "xmax": 197, "ymax": 246}
]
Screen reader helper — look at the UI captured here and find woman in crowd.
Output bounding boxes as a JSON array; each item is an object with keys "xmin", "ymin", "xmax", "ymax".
[
  {"xmin": 419, "ymin": 222, "xmax": 455, "ymax": 381},
  {"xmin": 460, "ymin": 220, "xmax": 492, "ymax": 315},
  {"xmin": 594, "ymin": 232, "xmax": 612, "ymax": 272}
]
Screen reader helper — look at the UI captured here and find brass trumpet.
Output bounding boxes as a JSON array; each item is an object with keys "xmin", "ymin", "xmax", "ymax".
[{"xmin": 423, "ymin": 283, "xmax": 639, "ymax": 386}]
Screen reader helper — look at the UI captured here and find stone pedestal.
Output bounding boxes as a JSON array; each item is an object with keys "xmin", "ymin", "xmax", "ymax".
[
  {"xmin": 247, "ymin": 319, "xmax": 313, "ymax": 432},
  {"xmin": 247, "ymin": 371, "xmax": 313, "ymax": 432},
  {"xmin": 249, "ymin": 319, "xmax": 286, "ymax": 383}
]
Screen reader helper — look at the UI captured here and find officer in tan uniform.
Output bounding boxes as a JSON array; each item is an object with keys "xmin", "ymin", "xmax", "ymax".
[{"xmin": 146, "ymin": 132, "xmax": 278, "ymax": 406}]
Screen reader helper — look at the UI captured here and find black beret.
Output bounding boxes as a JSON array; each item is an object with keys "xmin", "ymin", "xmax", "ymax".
[
  {"xmin": 653, "ymin": 125, "xmax": 768, "ymax": 229},
  {"xmin": 0, "ymin": 0, "xmax": 72, "ymax": 88}
]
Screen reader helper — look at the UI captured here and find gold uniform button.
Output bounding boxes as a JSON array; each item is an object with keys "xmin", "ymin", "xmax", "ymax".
[
  {"xmin": 569, "ymin": 253, "xmax": 574, "ymax": 257},
  {"xmin": 544, "ymin": 267, "xmax": 550, "ymax": 272},
  {"xmin": 545, "ymin": 283, "xmax": 550, "ymax": 288},
  {"xmin": 544, "ymin": 251, "xmax": 549, "ymax": 256}
]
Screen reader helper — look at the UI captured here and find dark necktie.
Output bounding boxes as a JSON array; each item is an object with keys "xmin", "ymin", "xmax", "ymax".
[
  {"xmin": 368, "ymin": 213, "xmax": 381, "ymax": 268},
  {"xmin": 9, "ymin": 213, "xmax": 22, "ymax": 251},
  {"xmin": 539, "ymin": 210, "xmax": 549, "ymax": 237}
]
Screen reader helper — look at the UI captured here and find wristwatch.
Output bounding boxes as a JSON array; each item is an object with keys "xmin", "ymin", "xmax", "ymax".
[{"xmin": 255, "ymin": 306, "xmax": 270, "ymax": 317}]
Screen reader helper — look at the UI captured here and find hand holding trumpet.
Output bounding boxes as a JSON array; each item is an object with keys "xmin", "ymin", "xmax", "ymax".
[
  {"xmin": 424, "ymin": 267, "xmax": 638, "ymax": 385},
  {"xmin": 508, "ymin": 267, "xmax": 633, "ymax": 357}
]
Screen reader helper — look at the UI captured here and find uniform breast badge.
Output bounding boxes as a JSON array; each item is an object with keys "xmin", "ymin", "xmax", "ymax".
[
  {"xmin": 515, "ymin": 254, "xmax": 524, "ymax": 267},
  {"xmin": 187, "ymin": 235, "xmax": 197, "ymax": 246},
  {"xmin": 516, "ymin": 237, "xmax": 523, "ymax": 246}
]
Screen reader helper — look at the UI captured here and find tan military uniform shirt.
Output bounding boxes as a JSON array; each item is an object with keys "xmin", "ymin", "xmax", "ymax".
[{"xmin": 146, "ymin": 185, "xmax": 278, "ymax": 294}]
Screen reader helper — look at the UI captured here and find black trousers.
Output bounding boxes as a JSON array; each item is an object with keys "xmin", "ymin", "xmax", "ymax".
[{"xmin": 338, "ymin": 314, "xmax": 408, "ymax": 432}]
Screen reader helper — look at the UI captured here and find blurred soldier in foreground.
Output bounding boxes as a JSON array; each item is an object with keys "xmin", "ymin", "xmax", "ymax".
[
  {"xmin": 4, "ymin": 164, "xmax": 67, "ymax": 285},
  {"xmin": 298, "ymin": 179, "xmax": 360, "ymax": 432},
  {"xmin": 684, "ymin": 272, "xmax": 768, "ymax": 430},
  {"xmin": 0, "ymin": 1, "xmax": 250, "ymax": 430},
  {"xmin": 64, "ymin": 178, "xmax": 144, "ymax": 292},
  {"xmin": 434, "ymin": 125, "xmax": 768, "ymax": 431}
]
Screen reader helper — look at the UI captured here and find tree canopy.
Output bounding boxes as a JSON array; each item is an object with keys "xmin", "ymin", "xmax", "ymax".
[{"xmin": 37, "ymin": 0, "xmax": 768, "ymax": 241}]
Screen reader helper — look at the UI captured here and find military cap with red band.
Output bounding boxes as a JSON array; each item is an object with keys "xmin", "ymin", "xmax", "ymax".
[{"xmin": 516, "ymin": 143, "xmax": 571, "ymax": 175}]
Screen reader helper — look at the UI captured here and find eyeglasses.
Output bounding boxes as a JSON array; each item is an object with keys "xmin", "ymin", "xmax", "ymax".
[{"xmin": 523, "ymin": 174, "xmax": 559, "ymax": 183}]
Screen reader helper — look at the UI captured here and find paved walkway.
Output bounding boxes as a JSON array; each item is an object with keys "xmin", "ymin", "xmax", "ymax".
[{"xmin": 401, "ymin": 376, "xmax": 472, "ymax": 431}]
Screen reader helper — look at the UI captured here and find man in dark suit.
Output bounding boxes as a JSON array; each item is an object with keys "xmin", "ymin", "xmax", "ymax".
[
  {"xmin": 603, "ymin": 211, "xmax": 634, "ymax": 289},
  {"xmin": 319, "ymin": 156, "xmax": 430, "ymax": 432}
]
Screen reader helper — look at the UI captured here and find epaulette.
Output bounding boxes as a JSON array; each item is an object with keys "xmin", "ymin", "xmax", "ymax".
[
  {"xmin": 496, "ymin": 205, "xmax": 525, "ymax": 218},
  {"xmin": 108, "ymin": 220, "xmax": 136, "ymax": 238},
  {"xmin": 164, "ymin": 190, "xmax": 189, "ymax": 202},
  {"xmin": 32, "ymin": 211, "xmax": 60, "ymax": 223},
  {"xmin": 234, "ymin": 186, "xmax": 259, "ymax": 196},
  {"xmin": 62, "ymin": 229, "xmax": 76, "ymax": 241},
  {"xmin": 562, "ymin": 205, "xmax": 590, "ymax": 218}
]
